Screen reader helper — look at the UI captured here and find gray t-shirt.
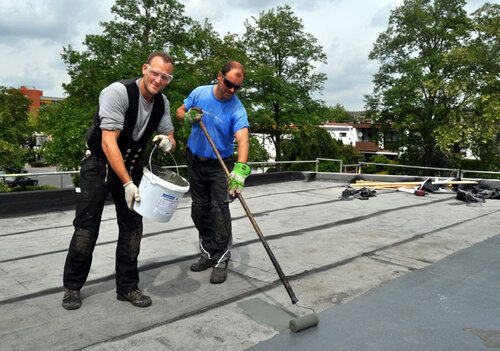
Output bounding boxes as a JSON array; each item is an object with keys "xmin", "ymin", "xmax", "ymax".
[{"xmin": 98, "ymin": 78, "xmax": 173, "ymax": 140}]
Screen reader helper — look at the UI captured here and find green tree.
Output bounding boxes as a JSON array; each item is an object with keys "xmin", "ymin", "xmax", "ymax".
[
  {"xmin": 243, "ymin": 5, "xmax": 327, "ymax": 169},
  {"xmin": 442, "ymin": 3, "xmax": 500, "ymax": 169},
  {"xmin": 339, "ymin": 144, "xmax": 363, "ymax": 165},
  {"xmin": 181, "ymin": 20, "xmax": 248, "ymax": 87},
  {"xmin": 325, "ymin": 103, "xmax": 354, "ymax": 123},
  {"xmin": 0, "ymin": 87, "xmax": 32, "ymax": 171},
  {"xmin": 36, "ymin": 100, "xmax": 94, "ymax": 170},
  {"xmin": 62, "ymin": 0, "xmax": 193, "ymax": 101},
  {"xmin": 38, "ymin": 0, "xmax": 256, "ymax": 171},
  {"xmin": 40, "ymin": 0, "xmax": 196, "ymax": 170},
  {"xmin": 365, "ymin": 0, "xmax": 479, "ymax": 169},
  {"xmin": 281, "ymin": 128, "xmax": 341, "ymax": 171}
]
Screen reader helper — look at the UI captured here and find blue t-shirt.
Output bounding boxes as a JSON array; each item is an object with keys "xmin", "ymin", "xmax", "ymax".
[{"xmin": 185, "ymin": 85, "xmax": 249, "ymax": 159}]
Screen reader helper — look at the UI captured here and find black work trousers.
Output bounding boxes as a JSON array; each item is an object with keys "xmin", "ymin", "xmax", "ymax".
[
  {"xmin": 63, "ymin": 155, "xmax": 143, "ymax": 295},
  {"xmin": 186, "ymin": 148, "xmax": 234, "ymax": 268}
]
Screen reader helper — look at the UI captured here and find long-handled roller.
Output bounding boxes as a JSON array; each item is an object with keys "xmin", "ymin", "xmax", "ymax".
[{"xmin": 198, "ymin": 120, "xmax": 319, "ymax": 333}]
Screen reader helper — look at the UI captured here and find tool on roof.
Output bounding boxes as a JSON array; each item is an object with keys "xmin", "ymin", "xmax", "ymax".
[{"xmin": 198, "ymin": 119, "xmax": 319, "ymax": 333}]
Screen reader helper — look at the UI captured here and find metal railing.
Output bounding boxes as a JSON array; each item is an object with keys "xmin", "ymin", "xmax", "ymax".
[
  {"xmin": 343, "ymin": 164, "xmax": 361, "ymax": 173},
  {"xmin": 359, "ymin": 162, "xmax": 460, "ymax": 177},
  {"xmin": 2, "ymin": 160, "xmax": 499, "ymax": 189},
  {"xmin": 315, "ymin": 158, "xmax": 343, "ymax": 173},
  {"xmin": 460, "ymin": 169, "xmax": 500, "ymax": 178},
  {"xmin": 1, "ymin": 170, "xmax": 79, "ymax": 188}
]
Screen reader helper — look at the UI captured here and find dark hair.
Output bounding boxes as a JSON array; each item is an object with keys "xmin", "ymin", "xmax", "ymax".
[
  {"xmin": 147, "ymin": 51, "xmax": 174, "ymax": 66},
  {"xmin": 221, "ymin": 61, "xmax": 245, "ymax": 78}
]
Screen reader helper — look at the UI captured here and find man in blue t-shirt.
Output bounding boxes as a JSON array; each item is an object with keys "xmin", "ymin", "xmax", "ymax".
[{"xmin": 176, "ymin": 61, "xmax": 250, "ymax": 284}]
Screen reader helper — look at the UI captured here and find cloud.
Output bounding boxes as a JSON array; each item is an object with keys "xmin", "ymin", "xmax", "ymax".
[
  {"xmin": 3, "ymin": 0, "xmax": 486, "ymax": 110},
  {"xmin": 0, "ymin": 0, "xmax": 114, "ymax": 96},
  {"xmin": 229, "ymin": 0, "xmax": 342, "ymax": 12},
  {"xmin": 0, "ymin": 0, "xmax": 113, "ymax": 44},
  {"xmin": 370, "ymin": 3, "xmax": 395, "ymax": 28}
]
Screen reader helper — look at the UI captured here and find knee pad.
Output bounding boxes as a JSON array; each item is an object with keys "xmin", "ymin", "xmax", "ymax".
[
  {"xmin": 119, "ymin": 223, "xmax": 143, "ymax": 260},
  {"xmin": 71, "ymin": 227, "xmax": 97, "ymax": 257}
]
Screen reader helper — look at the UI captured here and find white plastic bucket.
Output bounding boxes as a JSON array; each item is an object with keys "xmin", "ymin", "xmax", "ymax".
[{"xmin": 134, "ymin": 167, "xmax": 189, "ymax": 222}]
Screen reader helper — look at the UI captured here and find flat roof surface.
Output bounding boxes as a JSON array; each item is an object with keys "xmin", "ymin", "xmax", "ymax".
[{"xmin": 1, "ymin": 175, "xmax": 500, "ymax": 350}]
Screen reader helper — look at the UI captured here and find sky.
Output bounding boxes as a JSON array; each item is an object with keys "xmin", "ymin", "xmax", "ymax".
[{"xmin": 0, "ymin": 0, "xmax": 492, "ymax": 111}]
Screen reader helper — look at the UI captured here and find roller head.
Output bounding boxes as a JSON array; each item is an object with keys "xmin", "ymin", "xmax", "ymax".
[{"xmin": 289, "ymin": 313, "xmax": 319, "ymax": 333}]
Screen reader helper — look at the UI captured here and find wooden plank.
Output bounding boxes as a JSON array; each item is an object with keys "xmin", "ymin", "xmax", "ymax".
[{"xmin": 350, "ymin": 180, "xmax": 477, "ymax": 188}]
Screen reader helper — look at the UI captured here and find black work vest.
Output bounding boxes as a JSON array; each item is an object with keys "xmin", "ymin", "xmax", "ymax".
[{"xmin": 85, "ymin": 78, "xmax": 165, "ymax": 171}]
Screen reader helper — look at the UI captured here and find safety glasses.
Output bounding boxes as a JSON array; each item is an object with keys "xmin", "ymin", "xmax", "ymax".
[
  {"xmin": 222, "ymin": 74, "xmax": 242, "ymax": 91},
  {"xmin": 146, "ymin": 64, "xmax": 173, "ymax": 84}
]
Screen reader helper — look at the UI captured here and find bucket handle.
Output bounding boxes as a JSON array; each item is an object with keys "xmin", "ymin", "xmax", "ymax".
[{"xmin": 148, "ymin": 144, "xmax": 180, "ymax": 175}]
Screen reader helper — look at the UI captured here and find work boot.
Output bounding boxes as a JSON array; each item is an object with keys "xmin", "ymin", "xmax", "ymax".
[
  {"xmin": 62, "ymin": 288, "xmax": 82, "ymax": 310},
  {"xmin": 190, "ymin": 255, "xmax": 212, "ymax": 272},
  {"xmin": 210, "ymin": 267, "xmax": 227, "ymax": 284},
  {"xmin": 117, "ymin": 289, "xmax": 152, "ymax": 307}
]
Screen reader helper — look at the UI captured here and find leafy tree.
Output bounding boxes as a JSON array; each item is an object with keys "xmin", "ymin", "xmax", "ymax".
[
  {"xmin": 365, "ymin": 0, "xmax": 483, "ymax": 169},
  {"xmin": 38, "ymin": 0, "xmax": 195, "ymax": 170},
  {"xmin": 0, "ymin": 87, "xmax": 32, "ymax": 171},
  {"xmin": 281, "ymin": 127, "xmax": 341, "ymax": 171},
  {"xmin": 62, "ymin": 0, "xmax": 193, "ymax": 101},
  {"xmin": 38, "ymin": 0, "xmax": 259, "ymax": 171},
  {"xmin": 339, "ymin": 144, "xmax": 363, "ymax": 165},
  {"xmin": 36, "ymin": 100, "xmax": 94, "ymax": 170},
  {"xmin": 444, "ymin": 3, "xmax": 500, "ymax": 169},
  {"xmin": 325, "ymin": 103, "xmax": 354, "ymax": 123},
  {"xmin": 181, "ymin": 20, "xmax": 248, "ymax": 87},
  {"xmin": 243, "ymin": 5, "xmax": 327, "ymax": 169}
]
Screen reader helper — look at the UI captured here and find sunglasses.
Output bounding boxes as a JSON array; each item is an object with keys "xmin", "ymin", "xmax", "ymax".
[
  {"xmin": 222, "ymin": 74, "xmax": 242, "ymax": 91},
  {"xmin": 146, "ymin": 64, "xmax": 173, "ymax": 83}
]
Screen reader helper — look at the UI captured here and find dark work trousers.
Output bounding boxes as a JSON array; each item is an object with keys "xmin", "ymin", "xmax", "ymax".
[
  {"xmin": 63, "ymin": 155, "xmax": 144, "ymax": 295},
  {"xmin": 186, "ymin": 148, "xmax": 234, "ymax": 268}
]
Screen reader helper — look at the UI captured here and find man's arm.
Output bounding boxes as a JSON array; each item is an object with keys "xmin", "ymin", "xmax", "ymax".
[
  {"xmin": 101, "ymin": 130, "xmax": 130, "ymax": 185},
  {"xmin": 234, "ymin": 127, "xmax": 249, "ymax": 163},
  {"xmin": 176, "ymin": 104, "xmax": 187, "ymax": 123}
]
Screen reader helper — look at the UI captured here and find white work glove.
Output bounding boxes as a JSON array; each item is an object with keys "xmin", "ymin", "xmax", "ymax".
[
  {"xmin": 123, "ymin": 181, "xmax": 140, "ymax": 210},
  {"xmin": 152, "ymin": 135, "xmax": 173, "ymax": 153}
]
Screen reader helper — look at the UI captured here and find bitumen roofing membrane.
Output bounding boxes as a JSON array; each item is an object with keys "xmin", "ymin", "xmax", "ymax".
[{"xmin": 1, "ymin": 172, "xmax": 500, "ymax": 350}]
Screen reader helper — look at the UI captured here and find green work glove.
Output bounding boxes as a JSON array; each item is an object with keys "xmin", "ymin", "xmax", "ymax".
[
  {"xmin": 184, "ymin": 107, "xmax": 203, "ymax": 128},
  {"xmin": 228, "ymin": 162, "xmax": 251, "ymax": 196}
]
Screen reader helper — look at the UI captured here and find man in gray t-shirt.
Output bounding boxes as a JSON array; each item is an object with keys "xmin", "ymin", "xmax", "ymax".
[{"xmin": 62, "ymin": 52, "xmax": 176, "ymax": 310}]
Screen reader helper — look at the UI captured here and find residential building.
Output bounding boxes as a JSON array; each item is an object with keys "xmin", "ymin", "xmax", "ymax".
[{"xmin": 322, "ymin": 121, "xmax": 398, "ymax": 157}]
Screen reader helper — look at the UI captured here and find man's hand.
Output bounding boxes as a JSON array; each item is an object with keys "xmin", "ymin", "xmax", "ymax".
[
  {"xmin": 124, "ymin": 181, "xmax": 140, "ymax": 210},
  {"xmin": 152, "ymin": 135, "xmax": 172, "ymax": 153},
  {"xmin": 228, "ymin": 162, "xmax": 251, "ymax": 196},
  {"xmin": 184, "ymin": 107, "xmax": 203, "ymax": 128}
]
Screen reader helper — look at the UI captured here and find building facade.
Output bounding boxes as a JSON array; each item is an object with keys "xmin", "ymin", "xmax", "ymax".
[{"xmin": 18, "ymin": 86, "xmax": 63, "ymax": 114}]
